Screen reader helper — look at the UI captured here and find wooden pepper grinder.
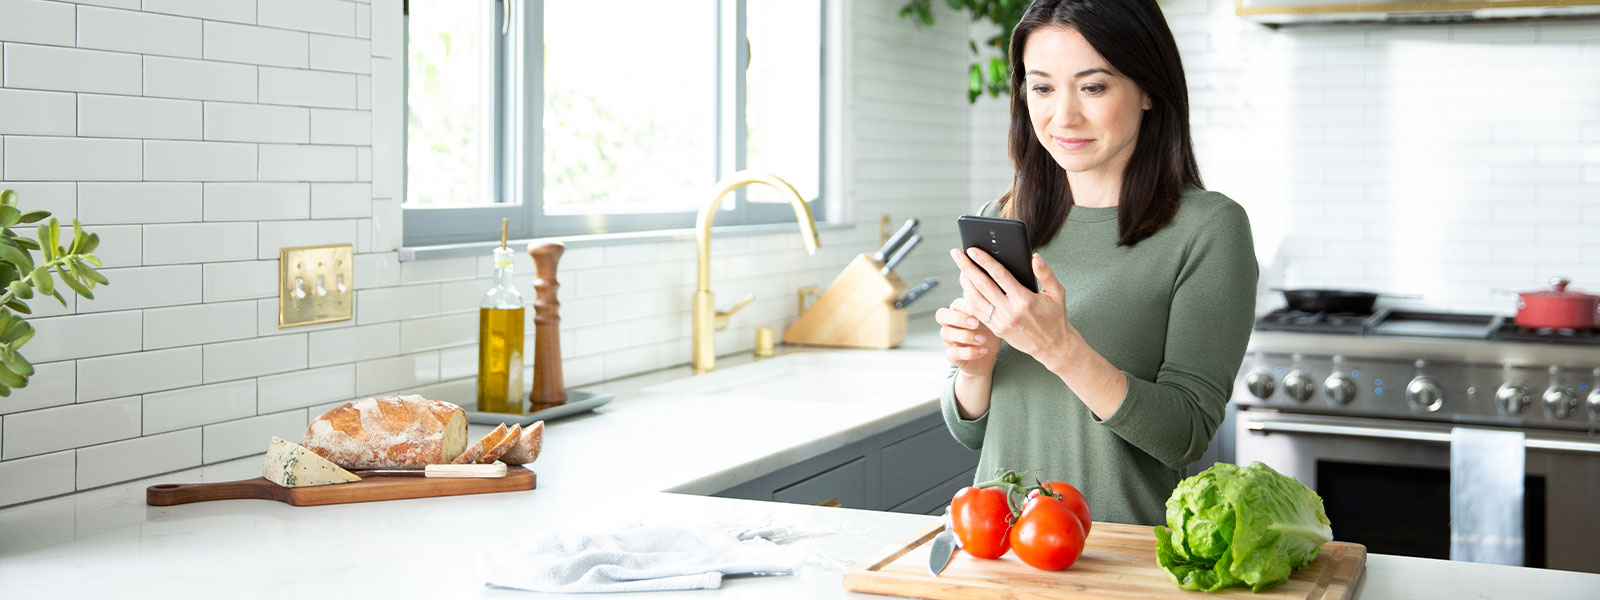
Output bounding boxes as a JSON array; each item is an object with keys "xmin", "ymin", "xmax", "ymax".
[{"xmin": 527, "ymin": 242, "xmax": 567, "ymax": 410}]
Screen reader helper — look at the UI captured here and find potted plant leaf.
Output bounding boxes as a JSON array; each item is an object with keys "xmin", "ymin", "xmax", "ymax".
[
  {"xmin": 0, "ymin": 188, "xmax": 109, "ymax": 396},
  {"xmin": 898, "ymin": 0, "xmax": 1030, "ymax": 103}
]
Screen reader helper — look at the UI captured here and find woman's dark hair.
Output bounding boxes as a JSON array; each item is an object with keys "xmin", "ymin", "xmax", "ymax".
[{"xmin": 999, "ymin": 0, "xmax": 1200, "ymax": 248}]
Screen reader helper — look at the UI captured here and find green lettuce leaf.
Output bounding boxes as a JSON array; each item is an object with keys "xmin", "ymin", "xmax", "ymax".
[{"xmin": 1154, "ymin": 462, "xmax": 1333, "ymax": 593}]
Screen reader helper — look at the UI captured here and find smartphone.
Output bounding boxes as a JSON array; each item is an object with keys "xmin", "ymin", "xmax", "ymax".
[{"xmin": 957, "ymin": 215, "xmax": 1038, "ymax": 293}]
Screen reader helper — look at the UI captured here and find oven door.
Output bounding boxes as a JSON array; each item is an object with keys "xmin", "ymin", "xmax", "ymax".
[{"xmin": 1235, "ymin": 410, "xmax": 1600, "ymax": 574}]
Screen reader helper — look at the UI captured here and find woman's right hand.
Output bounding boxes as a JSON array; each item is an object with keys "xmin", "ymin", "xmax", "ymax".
[{"xmin": 937, "ymin": 297, "xmax": 1001, "ymax": 376}]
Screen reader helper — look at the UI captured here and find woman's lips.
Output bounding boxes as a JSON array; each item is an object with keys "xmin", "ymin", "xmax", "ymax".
[{"xmin": 1055, "ymin": 137, "xmax": 1093, "ymax": 151}]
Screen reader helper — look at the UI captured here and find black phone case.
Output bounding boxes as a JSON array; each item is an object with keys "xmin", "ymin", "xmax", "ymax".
[{"xmin": 957, "ymin": 215, "xmax": 1038, "ymax": 293}]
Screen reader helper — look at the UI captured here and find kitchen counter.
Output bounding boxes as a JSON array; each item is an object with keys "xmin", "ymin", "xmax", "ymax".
[{"xmin": 3, "ymin": 321, "xmax": 1598, "ymax": 598}]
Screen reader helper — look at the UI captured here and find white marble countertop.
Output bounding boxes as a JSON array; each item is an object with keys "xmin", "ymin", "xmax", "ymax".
[{"xmin": 2, "ymin": 322, "xmax": 1598, "ymax": 598}]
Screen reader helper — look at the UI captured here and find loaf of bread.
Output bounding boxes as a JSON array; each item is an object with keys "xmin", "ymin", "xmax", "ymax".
[
  {"xmin": 302, "ymin": 395, "xmax": 467, "ymax": 468},
  {"xmin": 500, "ymin": 420, "xmax": 543, "ymax": 465}
]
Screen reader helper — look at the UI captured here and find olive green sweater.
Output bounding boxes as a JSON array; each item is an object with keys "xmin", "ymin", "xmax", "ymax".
[{"xmin": 940, "ymin": 187, "xmax": 1258, "ymax": 526}]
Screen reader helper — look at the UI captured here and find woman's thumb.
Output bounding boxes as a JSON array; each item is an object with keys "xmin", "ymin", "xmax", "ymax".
[{"xmin": 1032, "ymin": 253, "xmax": 1062, "ymax": 295}]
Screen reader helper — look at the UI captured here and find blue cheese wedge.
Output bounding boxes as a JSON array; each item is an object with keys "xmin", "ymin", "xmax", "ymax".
[{"xmin": 263, "ymin": 436, "xmax": 362, "ymax": 488}]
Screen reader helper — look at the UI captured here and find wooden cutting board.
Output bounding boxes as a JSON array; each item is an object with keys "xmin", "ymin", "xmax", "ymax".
[
  {"xmin": 146, "ymin": 466, "xmax": 536, "ymax": 507},
  {"xmin": 844, "ymin": 521, "xmax": 1365, "ymax": 600}
]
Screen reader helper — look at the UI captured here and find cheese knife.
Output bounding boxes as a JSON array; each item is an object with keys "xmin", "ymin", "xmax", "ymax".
[
  {"xmin": 894, "ymin": 277, "xmax": 939, "ymax": 309},
  {"xmin": 880, "ymin": 234, "xmax": 922, "ymax": 275},
  {"xmin": 872, "ymin": 219, "xmax": 920, "ymax": 264},
  {"xmin": 928, "ymin": 511, "xmax": 961, "ymax": 576},
  {"xmin": 352, "ymin": 463, "xmax": 508, "ymax": 478}
]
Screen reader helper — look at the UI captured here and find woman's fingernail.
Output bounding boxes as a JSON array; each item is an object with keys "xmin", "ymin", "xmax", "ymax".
[
  {"xmin": 967, "ymin": 318, "xmax": 979, "ymax": 327},
  {"xmin": 974, "ymin": 334, "xmax": 985, "ymax": 343},
  {"xmin": 978, "ymin": 348, "xmax": 988, "ymax": 356}
]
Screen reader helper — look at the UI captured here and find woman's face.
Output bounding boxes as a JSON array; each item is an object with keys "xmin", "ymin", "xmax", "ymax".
[{"xmin": 1021, "ymin": 27, "xmax": 1150, "ymax": 180}]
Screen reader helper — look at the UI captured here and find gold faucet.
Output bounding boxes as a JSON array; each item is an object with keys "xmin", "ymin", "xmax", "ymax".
[{"xmin": 693, "ymin": 170, "xmax": 820, "ymax": 372}]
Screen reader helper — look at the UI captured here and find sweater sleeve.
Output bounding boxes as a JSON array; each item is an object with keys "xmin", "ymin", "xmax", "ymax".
[
  {"xmin": 1097, "ymin": 200, "xmax": 1258, "ymax": 470},
  {"xmin": 940, "ymin": 365, "xmax": 988, "ymax": 450}
]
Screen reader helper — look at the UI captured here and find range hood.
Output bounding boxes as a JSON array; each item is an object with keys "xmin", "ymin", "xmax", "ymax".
[{"xmin": 1237, "ymin": 0, "xmax": 1600, "ymax": 26}]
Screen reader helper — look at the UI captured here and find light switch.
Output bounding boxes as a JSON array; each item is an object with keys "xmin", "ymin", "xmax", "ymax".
[{"xmin": 278, "ymin": 244, "xmax": 354, "ymax": 328}]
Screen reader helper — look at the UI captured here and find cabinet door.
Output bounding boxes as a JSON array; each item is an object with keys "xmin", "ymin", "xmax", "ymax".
[
  {"xmin": 889, "ymin": 467, "xmax": 977, "ymax": 515},
  {"xmin": 880, "ymin": 423, "xmax": 979, "ymax": 509},
  {"xmin": 773, "ymin": 457, "xmax": 867, "ymax": 508}
]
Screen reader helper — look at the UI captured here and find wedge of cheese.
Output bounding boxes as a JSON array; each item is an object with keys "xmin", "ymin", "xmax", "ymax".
[{"xmin": 263, "ymin": 436, "xmax": 362, "ymax": 488}]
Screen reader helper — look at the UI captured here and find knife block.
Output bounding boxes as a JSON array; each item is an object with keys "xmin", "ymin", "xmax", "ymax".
[{"xmin": 783, "ymin": 253, "xmax": 908, "ymax": 349}]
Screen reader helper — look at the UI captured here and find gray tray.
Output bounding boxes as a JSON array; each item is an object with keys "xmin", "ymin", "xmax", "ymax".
[{"xmin": 464, "ymin": 389, "xmax": 613, "ymax": 426}]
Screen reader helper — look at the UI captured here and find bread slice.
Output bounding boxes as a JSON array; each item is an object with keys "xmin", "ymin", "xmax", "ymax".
[
  {"xmin": 478, "ymin": 423, "xmax": 519, "ymax": 464},
  {"xmin": 500, "ymin": 420, "xmax": 544, "ymax": 466},
  {"xmin": 452, "ymin": 423, "xmax": 512, "ymax": 464}
]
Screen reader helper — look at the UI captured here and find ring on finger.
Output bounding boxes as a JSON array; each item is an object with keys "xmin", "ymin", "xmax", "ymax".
[{"xmin": 986, "ymin": 305, "xmax": 996, "ymax": 324}]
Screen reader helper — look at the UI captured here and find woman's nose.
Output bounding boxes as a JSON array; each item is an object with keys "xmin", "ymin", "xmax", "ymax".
[{"xmin": 1051, "ymin": 94, "xmax": 1080, "ymax": 128}]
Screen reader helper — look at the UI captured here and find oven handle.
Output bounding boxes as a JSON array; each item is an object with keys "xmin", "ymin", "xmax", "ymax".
[{"xmin": 1243, "ymin": 419, "xmax": 1600, "ymax": 455}]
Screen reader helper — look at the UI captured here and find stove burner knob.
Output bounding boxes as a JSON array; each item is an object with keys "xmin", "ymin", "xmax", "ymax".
[
  {"xmin": 1588, "ymin": 388, "xmax": 1600, "ymax": 421},
  {"xmin": 1406, "ymin": 376, "xmax": 1444, "ymax": 412},
  {"xmin": 1283, "ymin": 370, "xmax": 1314, "ymax": 403},
  {"xmin": 1323, "ymin": 372, "xmax": 1357, "ymax": 405},
  {"xmin": 1543, "ymin": 386, "xmax": 1578, "ymax": 419},
  {"xmin": 1245, "ymin": 370, "xmax": 1276, "ymax": 399},
  {"xmin": 1496, "ymin": 383, "xmax": 1531, "ymax": 415}
]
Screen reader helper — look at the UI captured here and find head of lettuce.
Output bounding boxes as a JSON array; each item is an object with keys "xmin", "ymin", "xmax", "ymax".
[{"xmin": 1154, "ymin": 462, "xmax": 1333, "ymax": 592}]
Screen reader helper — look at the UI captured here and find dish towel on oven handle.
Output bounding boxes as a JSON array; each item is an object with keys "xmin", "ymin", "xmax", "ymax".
[
  {"xmin": 479, "ymin": 522, "xmax": 806, "ymax": 593},
  {"xmin": 1450, "ymin": 427, "xmax": 1525, "ymax": 566}
]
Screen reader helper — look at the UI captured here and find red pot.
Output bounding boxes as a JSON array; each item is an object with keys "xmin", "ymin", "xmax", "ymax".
[{"xmin": 1515, "ymin": 277, "xmax": 1600, "ymax": 330}]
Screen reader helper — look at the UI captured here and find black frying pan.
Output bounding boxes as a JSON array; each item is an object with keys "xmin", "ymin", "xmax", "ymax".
[{"xmin": 1277, "ymin": 289, "xmax": 1379, "ymax": 314}]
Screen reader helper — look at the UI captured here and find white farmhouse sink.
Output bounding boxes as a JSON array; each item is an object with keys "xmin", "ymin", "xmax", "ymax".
[{"xmin": 642, "ymin": 350, "xmax": 946, "ymax": 405}]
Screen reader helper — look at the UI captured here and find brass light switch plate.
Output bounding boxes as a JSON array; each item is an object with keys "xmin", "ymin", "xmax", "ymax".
[{"xmin": 278, "ymin": 244, "xmax": 355, "ymax": 329}]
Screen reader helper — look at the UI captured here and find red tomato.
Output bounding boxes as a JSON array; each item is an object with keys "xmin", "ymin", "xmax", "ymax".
[
  {"xmin": 1029, "ymin": 481, "xmax": 1092, "ymax": 534},
  {"xmin": 1009, "ymin": 494, "xmax": 1087, "ymax": 570},
  {"xmin": 950, "ymin": 486, "xmax": 1012, "ymax": 559}
]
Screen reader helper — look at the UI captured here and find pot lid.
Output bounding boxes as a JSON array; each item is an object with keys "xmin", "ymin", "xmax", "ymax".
[{"xmin": 1524, "ymin": 277, "xmax": 1599, "ymax": 300}]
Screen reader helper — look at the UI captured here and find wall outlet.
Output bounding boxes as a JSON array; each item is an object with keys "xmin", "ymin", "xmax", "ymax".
[{"xmin": 278, "ymin": 244, "xmax": 355, "ymax": 328}]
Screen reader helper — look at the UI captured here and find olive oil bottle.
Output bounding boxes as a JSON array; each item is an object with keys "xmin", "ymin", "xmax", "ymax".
[{"xmin": 477, "ymin": 223, "xmax": 525, "ymax": 414}]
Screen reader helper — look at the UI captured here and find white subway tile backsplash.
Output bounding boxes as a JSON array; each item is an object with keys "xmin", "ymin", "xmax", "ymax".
[
  {"xmin": 438, "ymin": 345, "xmax": 473, "ymax": 381},
  {"xmin": 371, "ymin": 0, "xmax": 398, "ymax": 58},
  {"xmin": 78, "ymin": 182, "xmax": 202, "ymax": 225},
  {"xmin": 259, "ymin": 67, "xmax": 356, "ymax": 109},
  {"xmin": 356, "ymin": 3, "xmax": 371, "ymax": 39},
  {"xmin": 76, "ymin": 428, "xmax": 201, "ymax": 489},
  {"xmin": 203, "ymin": 21, "xmax": 308, "ymax": 68},
  {"xmin": 4, "ymin": 137, "xmax": 141, "ymax": 181},
  {"xmin": 144, "ymin": 140, "xmax": 257, "ymax": 182},
  {"xmin": 0, "ymin": 1, "xmax": 76, "ymax": 47},
  {"xmin": 356, "ymin": 146, "xmax": 372, "ymax": 182},
  {"xmin": 203, "ymin": 334, "xmax": 307, "ymax": 383},
  {"xmin": 398, "ymin": 312, "xmax": 475, "ymax": 353},
  {"xmin": 143, "ymin": 300, "xmax": 257, "ymax": 348},
  {"xmin": 0, "ymin": 450, "xmax": 74, "ymax": 506},
  {"xmin": 142, "ymin": 222, "xmax": 257, "ymax": 265},
  {"xmin": 201, "ymin": 409, "xmax": 306, "ymax": 463},
  {"xmin": 59, "ymin": 0, "xmax": 138, "ymax": 8},
  {"xmin": 308, "ymin": 321, "xmax": 398, "ymax": 366},
  {"xmin": 400, "ymin": 256, "xmax": 476, "ymax": 285},
  {"xmin": 356, "ymin": 284, "xmax": 440, "ymax": 324},
  {"xmin": 25, "ymin": 311, "xmax": 141, "ymax": 362},
  {"xmin": 79, "ymin": 265, "xmax": 200, "ymax": 313},
  {"xmin": 355, "ymin": 74, "xmax": 371, "ymax": 110},
  {"xmin": 369, "ymin": 199, "xmax": 400, "ymax": 251},
  {"xmin": 2, "ymin": 396, "xmax": 140, "ymax": 460},
  {"xmin": 259, "ymin": 0, "xmax": 355, "ymax": 37},
  {"xmin": 255, "ymin": 296, "xmax": 355, "ymax": 338},
  {"xmin": 309, "ymin": 109, "xmax": 371, "ymax": 146},
  {"xmin": 310, "ymin": 34, "xmax": 370, "ymax": 74},
  {"xmin": 0, "ymin": 361, "xmax": 72, "ymax": 415},
  {"xmin": 143, "ymin": 0, "xmax": 256, "ymax": 24},
  {"xmin": 204, "ymin": 102, "xmax": 309, "ymax": 144},
  {"xmin": 354, "ymin": 252, "xmax": 400, "ymax": 289},
  {"xmin": 78, "ymin": 95, "xmax": 203, "ymax": 140},
  {"xmin": 203, "ymin": 260, "xmax": 277, "ymax": 302},
  {"xmin": 142, "ymin": 380, "xmax": 254, "ymax": 435},
  {"xmin": 310, "ymin": 182, "xmax": 371, "ymax": 218},
  {"xmin": 204, "ymin": 182, "xmax": 311, "ymax": 221},
  {"xmin": 78, "ymin": 346, "xmax": 200, "ymax": 401},
  {"xmin": 257, "ymin": 364, "xmax": 354, "ymax": 413},
  {"xmin": 0, "ymin": 183, "xmax": 72, "ymax": 222},
  {"xmin": 257, "ymin": 219, "xmax": 357, "ymax": 259},
  {"xmin": 355, "ymin": 352, "xmax": 439, "ymax": 396},
  {"xmin": 144, "ymin": 56, "xmax": 257, "ymax": 103},
  {"xmin": 0, "ymin": 89, "xmax": 75, "ymax": 136},
  {"xmin": 77, "ymin": 6, "xmax": 202, "ymax": 58},
  {"xmin": 259, "ymin": 144, "xmax": 357, "ymax": 182}
]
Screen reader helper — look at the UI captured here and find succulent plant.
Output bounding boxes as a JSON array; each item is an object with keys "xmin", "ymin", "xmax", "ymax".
[{"xmin": 0, "ymin": 189, "xmax": 109, "ymax": 396}]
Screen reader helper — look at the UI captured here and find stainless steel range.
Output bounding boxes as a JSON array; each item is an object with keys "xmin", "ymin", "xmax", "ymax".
[{"xmin": 1225, "ymin": 308, "xmax": 1600, "ymax": 574}]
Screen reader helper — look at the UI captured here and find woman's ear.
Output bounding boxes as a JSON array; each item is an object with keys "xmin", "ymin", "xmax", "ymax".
[{"xmin": 1142, "ymin": 95, "xmax": 1152, "ymax": 110}]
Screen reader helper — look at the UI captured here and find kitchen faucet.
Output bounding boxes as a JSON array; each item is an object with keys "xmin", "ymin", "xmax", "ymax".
[{"xmin": 692, "ymin": 171, "xmax": 820, "ymax": 373}]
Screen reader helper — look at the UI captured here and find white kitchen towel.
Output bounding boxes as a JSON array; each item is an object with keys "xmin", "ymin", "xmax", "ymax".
[
  {"xmin": 1450, "ymin": 426, "xmax": 1525, "ymax": 566},
  {"xmin": 480, "ymin": 522, "xmax": 805, "ymax": 593}
]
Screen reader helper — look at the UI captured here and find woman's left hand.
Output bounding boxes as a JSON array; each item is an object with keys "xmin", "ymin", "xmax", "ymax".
[{"xmin": 949, "ymin": 247, "xmax": 1075, "ymax": 364}]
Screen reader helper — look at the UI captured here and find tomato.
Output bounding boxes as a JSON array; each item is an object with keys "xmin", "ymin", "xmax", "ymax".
[
  {"xmin": 1009, "ymin": 493, "xmax": 1087, "ymax": 571},
  {"xmin": 1029, "ymin": 481, "xmax": 1092, "ymax": 534},
  {"xmin": 950, "ymin": 486, "xmax": 1012, "ymax": 559}
]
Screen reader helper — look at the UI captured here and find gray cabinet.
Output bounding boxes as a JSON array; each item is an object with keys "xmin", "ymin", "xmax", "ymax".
[{"xmin": 711, "ymin": 412, "xmax": 980, "ymax": 513}]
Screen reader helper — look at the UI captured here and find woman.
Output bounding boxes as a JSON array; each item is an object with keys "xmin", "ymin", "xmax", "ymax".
[{"xmin": 938, "ymin": 0, "xmax": 1257, "ymax": 526}]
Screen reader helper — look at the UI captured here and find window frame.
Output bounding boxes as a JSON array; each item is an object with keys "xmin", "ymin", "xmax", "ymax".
[{"xmin": 401, "ymin": 0, "xmax": 829, "ymax": 247}]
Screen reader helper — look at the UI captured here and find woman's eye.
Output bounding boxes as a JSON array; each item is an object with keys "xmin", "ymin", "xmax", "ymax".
[
  {"xmin": 1081, "ymin": 83, "xmax": 1106, "ymax": 95},
  {"xmin": 1030, "ymin": 84, "xmax": 1052, "ymax": 95}
]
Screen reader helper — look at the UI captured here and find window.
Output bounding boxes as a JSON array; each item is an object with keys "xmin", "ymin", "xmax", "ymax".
[{"xmin": 403, "ymin": 0, "xmax": 826, "ymax": 247}]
